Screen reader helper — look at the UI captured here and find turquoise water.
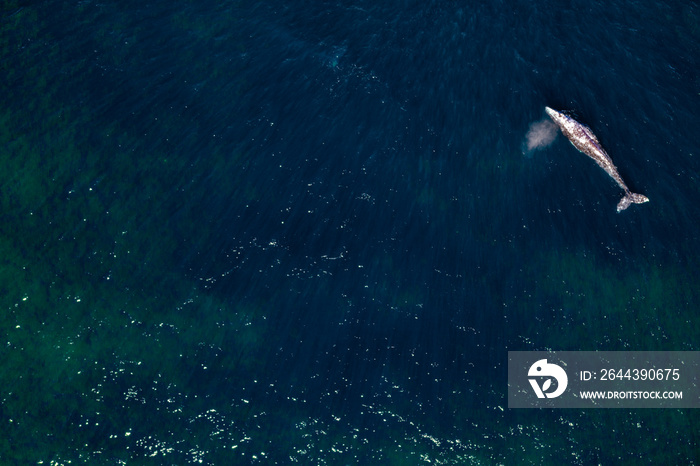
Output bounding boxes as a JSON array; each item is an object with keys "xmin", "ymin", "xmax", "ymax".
[{"xmin": 2, "ymin": 0, "xmax": 699, "ymax": 463}]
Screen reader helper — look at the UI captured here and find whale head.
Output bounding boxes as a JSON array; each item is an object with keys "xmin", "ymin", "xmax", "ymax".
[{"xmin": 544, "ymin": 106, "xmax": 568, "ymax": 129}]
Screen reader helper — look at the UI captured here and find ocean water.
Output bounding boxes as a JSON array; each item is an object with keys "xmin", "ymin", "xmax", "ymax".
[{"xmin": 1, "ymin": 0, "xmax": 699, "ymax": 463}]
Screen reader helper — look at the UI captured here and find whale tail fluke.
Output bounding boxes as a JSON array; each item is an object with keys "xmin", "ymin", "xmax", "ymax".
[{"xmin": 616, "ymin": 192, "xmax": 650, "ymax": 213}]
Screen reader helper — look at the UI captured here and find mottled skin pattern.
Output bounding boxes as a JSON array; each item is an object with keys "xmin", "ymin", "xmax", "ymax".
[{"xmin": 545, "ymin": 107, "xmax": 649, "ymax": 212}]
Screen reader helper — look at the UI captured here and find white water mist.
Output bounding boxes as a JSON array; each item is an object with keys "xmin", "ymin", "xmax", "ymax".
[{"xmin": 522, "ymin": 119, "xmax": 558, "ymax": 157}]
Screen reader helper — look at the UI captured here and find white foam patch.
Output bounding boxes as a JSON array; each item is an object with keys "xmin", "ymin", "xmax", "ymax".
[{"xmin": 522, "ymin": 119, "xmax": 558, "ymax": 157}]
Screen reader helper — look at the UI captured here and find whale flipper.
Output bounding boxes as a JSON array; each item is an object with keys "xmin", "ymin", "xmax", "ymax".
[{"xmin": 617, "ymin": 192, "xmax": 650, "ymax": 213}]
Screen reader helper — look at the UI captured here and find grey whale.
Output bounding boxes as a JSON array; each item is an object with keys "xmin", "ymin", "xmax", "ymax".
[{"xmin": 545, "ymin": 106, "xmax": 649, "ymax": 212}]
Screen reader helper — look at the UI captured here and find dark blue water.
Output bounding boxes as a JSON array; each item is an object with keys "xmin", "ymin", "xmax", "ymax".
[{"xmin": 2, "ymin": 0, "xmax": 699, "ymax": 463}]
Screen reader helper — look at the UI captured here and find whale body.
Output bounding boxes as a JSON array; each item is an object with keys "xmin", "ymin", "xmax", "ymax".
[{"xmin": 545, "ymin": 106, "xmax": 649, "ymax": 213}]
